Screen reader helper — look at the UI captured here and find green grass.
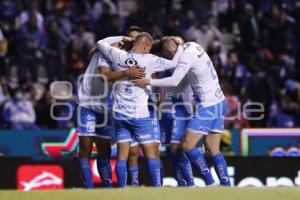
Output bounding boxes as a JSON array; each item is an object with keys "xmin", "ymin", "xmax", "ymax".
[{"xmin": 1, "ymin": 187, "xmax": 300, "ymax": 200}]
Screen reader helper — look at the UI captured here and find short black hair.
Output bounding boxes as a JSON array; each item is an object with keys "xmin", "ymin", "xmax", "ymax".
[
  {"xmin": 150, "ymin": 39, "xmax": 162, "ymax": 55},
  {"xmin": 126, "ymin": 25, "xmax": 142, "ymax": 36}
]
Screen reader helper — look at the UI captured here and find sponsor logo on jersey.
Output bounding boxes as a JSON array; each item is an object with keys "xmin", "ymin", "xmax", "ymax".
[
  {"xmin": 125, "ymin": 58, "xmax": 138, "ymax": 66},
  {"xmin": 87, "ymin": 121, "xmax": 96, "ymax": 133},
  {"xmin": 215, "ymin": 88, "xmax": 223, "ymax": 98},
  {"xmin": 138, "ymin": 134, "xmax": 152, "ymax": 140}
]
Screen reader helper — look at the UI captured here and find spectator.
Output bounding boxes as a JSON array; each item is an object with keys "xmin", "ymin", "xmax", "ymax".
[
  {"xmin": 35, "ymin": 88, "xmax": 57, "ymax": 128},
  {"xmin": 223, "ymin": 51, "xmax": 249, "ymax": 97},
  {"xmin": 0, "ymin": 76, "xmax": 10, "ymax": 128},
  {"xmin": 95, "ymin": 2, "xmax": 116, "ymax": 39},
  {"xmin": 46, "ymin": 1, "xmax": 73, "ymax": 43},
  {"xmin": 3, "ymin": 87, "xmax": 37, "ymax": 129},
  {"xmin": 239, "ymin": 3, "xmax": 261, "ymax": 52},
  {"xmin": 45, "ymin": 20, "xmax": 65, "ymax": 82},
  {"xmin": 65, "ymin": 25, "xmax": 89, "ymax": 79},
  {"xmin": 0, "ymin": 27, "xmax": 8, "ymax": 76},
  {"xmin": 16, "ymin": 13, "xmax": 45, "ymax": 84},
  {"xmin": 18, "ymin": 0, "xmax": 44, "ymax": 30},
  {"xmin": 281, "ymin": 79, "xmax": 300, "ymax": 125}
]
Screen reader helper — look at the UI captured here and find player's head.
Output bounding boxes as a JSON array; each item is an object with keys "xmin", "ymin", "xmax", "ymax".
[
  {"xmin": 126, "ymin": 26, "xmax": 142, "ymax": 38},
  {"xmin": 160, "ymin": 37, "xmax": 179, "ymax": 60},
  {"xmin": 173, "ymin": 36, "xmax": 185, "ymax": 45},
  {"xmin": 132, "ymin": 32, "xmax": 153, "ymax": 53},
  {"xmin": 150, "ymin": 39, "xmax": 162, "ymax": 56}
]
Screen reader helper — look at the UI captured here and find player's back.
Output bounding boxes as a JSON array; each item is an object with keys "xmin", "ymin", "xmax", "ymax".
[
  {"xmin": 182, "ymin": 42, "xmax": 225, "ymax": 107},
  {"xmin": 111, "ymin": 51, "xmax": 163, "ymax": 118},
  {"xmin": 78, "ymin": 52, "xmax": 110, "ymax": 113}
]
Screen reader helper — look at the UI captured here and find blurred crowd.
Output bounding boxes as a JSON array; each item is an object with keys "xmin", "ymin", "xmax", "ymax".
[{"xmin": 0, "ymin": 0, "xmax": 299, "ymax": 130}]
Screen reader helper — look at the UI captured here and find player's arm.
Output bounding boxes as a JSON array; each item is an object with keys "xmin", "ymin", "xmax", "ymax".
[
  {"xmin": 88, "ymin": 47, "xmax": 98, "ymax": 59},
  {"xmin": 96, "ymin": 36, "xmax": 132, "ymax": 61},
  {"xmin": 152, "ymin": 45, "xmax": 183, "ymax": 72},
  {"xmin": 100, "ymin": 66, "xmax": 145, "ymax": 81},
  {"xmin": 133, "ymin": 51, "xmax": 192, "ymax": 87}
]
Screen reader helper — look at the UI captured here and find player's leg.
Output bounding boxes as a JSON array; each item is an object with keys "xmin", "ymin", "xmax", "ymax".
[
  {"xmin": 134, "ymin": 118, "xmax": 161, "ymax": 187},
  {"xmin": 95, "ymin": 137, "xmax": 112, "ymax": 187},
  {"xmin": 114, "ymin": 113, "xmax": 132, "ymax": 188},
  {"xmin": 166, "ymin": 143, "xmax": 186, "ymax": 186},
  {"xmin": 181, "ymin": 106, "xmax": 217, "ymax": 186},
  {"xmin": 153, "ymin": 114, "xmax": 164, "ymax": 186},
  {"xmin": 77, "ymin": 106, "xmax": 98, "ymax": 189},
  {"xmin": 161, "ymin": 112, "xmax": 186, "ymax": 186},
  {"xmin": 205, "ymin": 100, "xmax": 231, "ymax": 186},
  {"xmin": 181, "ymin": 131, "xmax": 215, "ymax": 186},
  {"xmin": 128, "ymin": 141, "xmax": 140, "ymax": 186},
  {"xmin": 171, "ymin": 113, "xmax": 195, "ymax": 187},
  {"xmin": 78, "ymin": 136, "xmax": 94, "ymax": 188},
  {"xmin": 154, "ymin": 141, "xmax": 164, "ymax": 186},
  {"xmin": 94, "ymin": 111, "xmax": 113, "ymax": 187},
  {"xmin": 204, "ymin": 133, "xmax": 230, "ymax": 186},
  {"xmin": 140, "ymin": 142, "xmax": 161, "ymax": 187}
]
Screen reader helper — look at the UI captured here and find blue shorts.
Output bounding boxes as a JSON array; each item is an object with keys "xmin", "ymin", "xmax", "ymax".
[
  {"xmin": 160, "ymin": 104, "xmax": 190, "ymax": 144},
  {"xmin": 187, "ymin": 99, "xmax": 227, "ymax": 135},
  {"xmin": 77, "ymin": 106, "xmax": 112, "ymax": 139},
  {"xmin": 114, "ymin": 112, "xmax": 156, "ymax": 144}
]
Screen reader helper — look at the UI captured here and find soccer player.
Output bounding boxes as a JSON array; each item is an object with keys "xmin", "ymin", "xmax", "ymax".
[
  {"xmin": 77, "ymin": 50, "xmax": 144, "ymax": 188},
  {"xmin": 157, "ymin": 37, "xmax": 195, "ymax": 187},
  {"xmin": 127, "ymin": 39, "xmax": 164, "ymax": 187},
  {"xmin": 96, "ymin": 33, "xmax": 183, "ymax": 187},
  {"xmin": 133, "ymin": 41, "xmax": 231, "ymax": 186}
]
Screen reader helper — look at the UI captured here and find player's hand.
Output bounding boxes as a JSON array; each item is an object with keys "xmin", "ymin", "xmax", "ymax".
[
  {"xmin": 122, "ymin": 36, "xmax": 134, "ymax": 43},
  {"xmin": 125, "ymin": 66, "xmax": 145, "ymax": 78},
  {"xmin": 171, "ymin": 36, "xmax": 184, "ymax": 45},
  {"xmin": 131, "ymin": 78, "xmax": 150, "ymax": 87}
]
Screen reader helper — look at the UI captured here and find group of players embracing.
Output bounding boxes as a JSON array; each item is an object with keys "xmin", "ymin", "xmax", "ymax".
[{"xmin": 76, "ymin": 26, "xmax": 231, "ymax": 188}]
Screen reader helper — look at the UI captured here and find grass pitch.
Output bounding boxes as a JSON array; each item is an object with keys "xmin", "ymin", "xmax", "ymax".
[{"xmin": 1, "ymin": 187, "xmax": 300, "ymax": 200}]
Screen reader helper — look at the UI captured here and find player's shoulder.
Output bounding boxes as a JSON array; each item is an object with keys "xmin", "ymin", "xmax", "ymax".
[
  {"xmin": 184, "ymin": 42, "xmax": 203, "ymax": 52},
  {"xmin": 131, "ymin": 52, "xmax": 157, "ymax": 63}
]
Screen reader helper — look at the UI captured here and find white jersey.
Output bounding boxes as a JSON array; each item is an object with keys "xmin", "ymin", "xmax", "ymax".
[
  {"xmin": 150, "ymin": 42, "xmax": 225, "ymax": 107},
  {"xmin": 96, "ymin": 36, "xmax": 183, "ymax": 118},
  {"xmin": 158, "ymin": 70, "xmax": 193, "ymax": 113},
  {"xmin": 78, "ymin": 52, "xmax": 111, "ymax": 113}
]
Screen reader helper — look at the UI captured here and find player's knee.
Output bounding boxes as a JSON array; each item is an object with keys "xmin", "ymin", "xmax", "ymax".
[
  {"xmin": 79, "ymin": 149, "xmax": 91, "ymax": 159},
  {"xmin": 97, "ymin": 146, "xmax": 111, "ymax": 158},
  {"xmin": 143, "ymin": 148, "xmax": 156, "ymax": 159},
  {"xmin": 97, "ymin": 141, "xmax": 111, "ymax": 156},
  {"xmin": 205, "ymin": 142, "xmax": 220, "ymax": 156},
  {"xmin": 181, "ymin": 142, "xmax": 193, "ymax": 153},
  {"xmin": 169, "ymin": 143, "xmax": 180, "ymax": 152},
  {"xmin": 129, "ymin": 147, "xmax": 139, "ymax": 160},
  {"xmin": 79, "ymin": 143, "xmax": 92, "ymax": 158}
]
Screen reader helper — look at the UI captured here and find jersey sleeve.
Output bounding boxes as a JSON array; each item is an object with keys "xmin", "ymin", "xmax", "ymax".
[
  {"xmin": 150, "ymin": 50, "xmax": 193, "ymax": 87},
  {"xmin": 97, "ymin": 54, "xmax": 110, "ymax": 68},
  {"xmin": 96, "ymin": 36, "xmax": 127, "ymax": 63},
  {"xmin": 152, "ymin": 45, "xmax": 183, "ymax": 72}
]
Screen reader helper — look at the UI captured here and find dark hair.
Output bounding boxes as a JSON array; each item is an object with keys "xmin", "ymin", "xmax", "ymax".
[
  {"xmin": 150, "ymin": 39, "xmax": 162, "ymax": 55},
  {"xmin": 121, "ymin": 40, "xmax": 134, "ymax": 51},
  {"xmin": 126, "ymin": 25, "xmax": 142, "ymax": 36}
]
